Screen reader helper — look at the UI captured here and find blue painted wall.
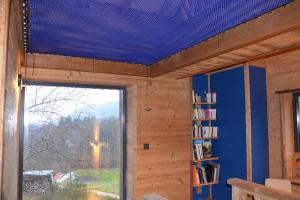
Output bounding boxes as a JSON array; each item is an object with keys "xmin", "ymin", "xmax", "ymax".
[
  {"xmin": 192, "ymin": 66, "xmax": 269, "ymax": 200},
  {"xmin": 211, "ymin": 67, "xmax": 247, "ymax": 200},
  {"xmin": 249, "ymin": 66, "xmax": 269, "ymax": 184}
]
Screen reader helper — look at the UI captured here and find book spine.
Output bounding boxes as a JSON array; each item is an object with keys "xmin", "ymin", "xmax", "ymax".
[
  {"xmin": 201, "ymin": 167, "xmax": 207, "ymax": 183},
  {"xmin": 193, "ymin": 165, "xmax": 200, "ymax": 185},
  {"xmin": 212, "ymin": 92, "xmax": 217, "ymax": 103}
]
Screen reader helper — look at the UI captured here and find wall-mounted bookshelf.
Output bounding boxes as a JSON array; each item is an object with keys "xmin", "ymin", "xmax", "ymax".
[
  {"xmin": 193, "ymin": 182, "xmax": 219, "ymax": 187},
  {"xmin": 192, "ymin": 137, "xmax": 219, "ymax": 140},
  {"xmin": 192, "ymin": 75, "xmax": 220, "ymax": 200},
  {"xmin": 192, "ymin": 66, "xmax": 269, "ymax": 200},
  {"xmin": 192, "ymin": 157, "xmax": 219, "ymax": 162}
]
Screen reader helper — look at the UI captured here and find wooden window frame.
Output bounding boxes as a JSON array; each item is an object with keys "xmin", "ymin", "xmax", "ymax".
[{"xmin": 293, "ymin": 92, "xmax": 300, "ymax": 152}]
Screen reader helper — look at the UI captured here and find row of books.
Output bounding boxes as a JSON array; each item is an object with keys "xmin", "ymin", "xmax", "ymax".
[
  {"xmin": 192, "ymin": 164, "xmax": 220, "ymax": 185},
  {"xmin": 192, "ymin": 90, "xmax": 217, "ymax": 104},
  {"xmin": 193, "ymin": 125, "xmax": 218, "ymax": 138},
  {"xmin": 193, "ymin": 108, "xmax": 217, "ymax": 120},
  {"xmin": 193, "ymin": 141, "xmax": 212, "ymax": 160}
]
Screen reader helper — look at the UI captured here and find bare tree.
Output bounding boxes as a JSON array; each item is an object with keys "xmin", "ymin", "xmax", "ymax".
[{"xmin": 23, "ymin": 86, "xmax": 100, "ymax": 171}]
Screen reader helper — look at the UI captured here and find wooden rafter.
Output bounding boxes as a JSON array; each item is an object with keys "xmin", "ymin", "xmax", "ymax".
[{"xmin": 150, "ymin": 1, "xmax": 300, "ymax": 77}]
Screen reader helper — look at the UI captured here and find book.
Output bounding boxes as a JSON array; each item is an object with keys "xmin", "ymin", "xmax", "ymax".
[
  {"xmin": 192, "ymin": 90, "xmax": 201, "ymax": 103},
  {"xmin": 193, "ymin": 109, "xmax": 217, "ymax": 120},
  {"xmin": 212, "ymin": 92, "xmax": 217, "ymax": 103},
  {"xmin": 192, "ymin": 90, "xmax": 196, "ymax": 103},
  {"xmin": 193, "ymin": 126, "xmax": 218, "ymax": 138},
  {"xmin": 204, "ymin": 164, "xmax": 214, "ymax": 182},
  {"xmin": 194, "ymin": 163, "xmax": 220, "ymax": 185},
  {"xmin": 192, "ymin": 91, "xmax": 217, "ymax": 104},
  {"xmin": 193, "ymin": 140, "xmax": 214, "ymax": 160},
  {"xmin": 192, "ymin": 165, "xmax": 200, "ymax": 185},
  {"xmin": 200, "ymin": 167, "xmax": 207, "ymax": 183},
  {"xmin": 206, "ymin": 92, "xmax": 211, "ymax": 103},
  {"xmin": 202, "ymin": 141, "xmax": 212, "ymax": 158}
]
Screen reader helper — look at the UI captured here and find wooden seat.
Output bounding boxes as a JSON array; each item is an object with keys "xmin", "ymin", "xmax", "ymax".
[
  {"xmin": 141, "ymin": 193, "xmax": 168, "ymax": 200},
  {"xmin": 265, "ymin": 178, "xmax": 292, "ymax": 192}
]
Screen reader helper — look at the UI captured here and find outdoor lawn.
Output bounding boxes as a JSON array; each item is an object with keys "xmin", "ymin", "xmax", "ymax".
[
  {"xmin": 74, "ymin": 168, "xmax": 120, "ymax": 195},
  {"xmin": 23, "ymin": 168, "xmax": 119, "ymax": 200}
]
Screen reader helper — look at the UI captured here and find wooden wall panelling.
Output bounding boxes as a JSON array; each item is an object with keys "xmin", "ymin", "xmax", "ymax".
[
  {"xmin": 21, "ymin": 66, "xmax": 192, "ymax": 200},
  {"xmin": 0, "ymin": 0, "xmax": 11, "ymax": 197},
  {"xmin": 1, "ymin": 0, "xmax": 24, "ymax": 199},
  {"xmin": 25, "ymin": 53, "xmax": 149, "ymax": 77}
]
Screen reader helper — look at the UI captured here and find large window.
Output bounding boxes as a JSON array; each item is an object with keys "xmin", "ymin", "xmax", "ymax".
[
  {"xmin": 20, "ymin": 83, "xmax": 125, "ymax": 200},
  {"xmin": 293, "ymin": 92, "xmax": 300, "ymax": 152}
]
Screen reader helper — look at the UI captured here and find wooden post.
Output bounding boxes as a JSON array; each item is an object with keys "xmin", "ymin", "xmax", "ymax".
[
  {"xmin": 279, "ymin": 93, "xmax": 295, "ymax": 178},
  {"xmin": 232, "ymin": 186, "xmax": 246, "ymax": 200},
  {"xmin": 244, "ymin": 64, "xmax": 253, "ymax": 182}
]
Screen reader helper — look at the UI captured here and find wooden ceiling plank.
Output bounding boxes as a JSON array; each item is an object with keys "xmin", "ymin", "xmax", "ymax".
[
  {"xmin": 192, "ymin": 62, "xmax": 217, "ymax": 68},
  {"xmin": 234, "ymin": 48, "xmax": 264, "ymax": 57},
  {"xmin": 219, "ymin": 52, "xmax": 247, "ymax": 60},
  {"xmin": 150, "ymin": 1, "xmax": 300, "ymax": 77},
  {"xmin": 246, "ymin": 44, "xmax": 276, "ymax": 53},
  {"xmin": 261, "ymin": 31, "xmax": 300, "ymax": 48}
]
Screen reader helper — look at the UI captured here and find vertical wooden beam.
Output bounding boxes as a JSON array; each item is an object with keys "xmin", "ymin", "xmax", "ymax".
[
  {"xmin": 189, "ymin": 78, "xmax": 195, "ymax": 199},
  {"xmin": 232, "ymin": 186, "xmax": 246, "ymax": 200},
  {"xmin": 0, "ymin": 0, "xmax": 11, "ymax": 197},
  {"xmin": 279, "ymin": 93, "xmax": 295, "ymax": 178},
  {"xmin": 244, "ymin": 64, "xmax": 253, "ymax": 182}
]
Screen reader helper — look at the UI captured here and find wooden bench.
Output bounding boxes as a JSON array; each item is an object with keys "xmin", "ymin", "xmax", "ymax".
[{"xmin": 227, "ymin": 178, "xmax": 300, "ymax": 200}]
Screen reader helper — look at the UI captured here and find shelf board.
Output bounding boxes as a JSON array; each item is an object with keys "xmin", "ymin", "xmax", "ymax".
[
  {"xmin": 193, "ymin": 119, "xmax": 217, "ymax": 122},
  {"xmin": 193, "ymin": 182, "xmax": 219, "ymax": 187},
  {"xmin": 192, "ymin": 137, "xmax": 219, "ymax": 140},
  {"xmin": 193, "ymin": 157, "xmax": 219, "ymax": 162},
  {"xmin": 193, "ymin": 102, "xmax": 216, "ymax": 105}
]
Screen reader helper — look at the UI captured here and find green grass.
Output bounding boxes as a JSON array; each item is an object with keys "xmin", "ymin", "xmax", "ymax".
[
  {"xmin": 23, "ymin": 183, "xmax": 87, "ymax": 200},
  {"xmin": 23, "ymin": 168, "xmax": 120, "ymax": 200},
  {"xmin": 23, "ymin": 183, "xmax": 118, "ymax": 200},
  {"xmin": 74, "ymin": 168, "xmax": 120, "ymax": 195}
]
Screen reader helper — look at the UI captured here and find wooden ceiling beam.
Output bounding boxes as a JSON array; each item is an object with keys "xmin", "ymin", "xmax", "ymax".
[
  {"xmin": 24, "ymin": 53, "xmax": 150, "ymax": 77},
  {"xmin": 150, "ymin": 1, "xmax": 300, "ymax": 77},
  {"xmin": 178, "ymin": 41, "xmax": 300, "ymax": 79}
]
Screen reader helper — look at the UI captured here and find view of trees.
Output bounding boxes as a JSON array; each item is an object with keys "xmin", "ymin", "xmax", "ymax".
[
  {"xmin": 24, "ymin": 116, "xmax": 119, "ymax": 171},
  {"xmin": 22, "ymin": 85, "xmax": 121, "ymax": 199}
]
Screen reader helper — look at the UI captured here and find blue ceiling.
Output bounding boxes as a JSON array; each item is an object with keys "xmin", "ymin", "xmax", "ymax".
[{"xmin": 28, "ymin": 0, "xmax": 292, "ymax": 65}]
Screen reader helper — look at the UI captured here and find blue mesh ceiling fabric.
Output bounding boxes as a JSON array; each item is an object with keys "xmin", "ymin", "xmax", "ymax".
[{"xmin": 28, "ymin": 0, "xmax": 293, "ymax": 65}]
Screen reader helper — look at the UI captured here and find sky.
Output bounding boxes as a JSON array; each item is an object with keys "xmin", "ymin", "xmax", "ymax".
[{"xmin": 24, "ymin": 85, "xmax": 120, "ymax": 125}]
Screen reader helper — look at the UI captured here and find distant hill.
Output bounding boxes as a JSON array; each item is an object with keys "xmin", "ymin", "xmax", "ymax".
[{"xmin": 76, "ymin": 101, "xmax": 119, "ymax": 119}]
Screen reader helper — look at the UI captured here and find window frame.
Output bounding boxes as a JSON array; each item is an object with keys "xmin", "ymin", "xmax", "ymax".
[
  {"xmin": 293, "ymin": 92, "xmax": 300, "ymax": 152},
  {"xmin": 18, "ymin": 81, "xmax": 127, "ymax": 200}
]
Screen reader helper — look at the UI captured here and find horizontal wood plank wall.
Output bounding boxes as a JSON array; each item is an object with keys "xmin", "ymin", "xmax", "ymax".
[
  {"xmin": 25, "ymin": 53, "xmax": 149, "ymax": 77},
  {"xmin": 1, "ymin": 0, "xmax": 24, "ymax": 199},
  {"xmin": 21, "ymin": 65, "xmax": 192, "ymax": 200},
  {"xmin": 251, "ymin": 49, "xmax": 300, "ymax": 179}
]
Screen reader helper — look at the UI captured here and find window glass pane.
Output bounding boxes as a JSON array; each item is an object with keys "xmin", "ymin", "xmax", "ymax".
[{"xmin": 22, "ymin": 85, "xmax": 122, "ymax": 200}]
